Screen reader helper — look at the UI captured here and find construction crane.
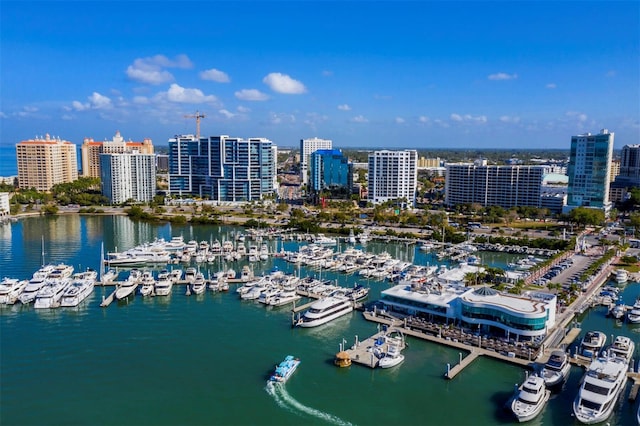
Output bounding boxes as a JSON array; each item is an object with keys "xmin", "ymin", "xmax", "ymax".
[{"xmin": 184, "ymin": 111, "xmax": 206, "ymax": 139}]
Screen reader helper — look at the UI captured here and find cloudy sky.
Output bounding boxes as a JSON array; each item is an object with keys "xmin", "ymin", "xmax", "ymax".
[{"xmin": 1, "ymin": 1, "xmax": 638, "ymax": 149}]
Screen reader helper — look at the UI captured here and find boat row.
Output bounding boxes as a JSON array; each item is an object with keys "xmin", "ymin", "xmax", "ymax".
[{"xmin": 0, "ymin": 263, "xmax": 98, "ymax": 308}]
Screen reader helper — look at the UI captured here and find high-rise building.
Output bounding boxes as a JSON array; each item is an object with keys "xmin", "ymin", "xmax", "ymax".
[
  {"xmin": 309, "ymin": 149, "xmax": 353, "ymax": 193},
  {"xmin": 168, "ymin": 135, "xmax": 276, "ymax": 202},
  {"xmin": 609, "ymin": 144, "xmax": 640, "ymax": 203},
  {"xmin": 16, "ymin": 134, "xmax": 78, "ymax": 191},
  {"xmin": 0, "ymin": 192, "xmax": 10, "ymax": 218},
  {"xmin": 367, "ymin": 150, "xmax": 417, "ymax": 208},
  {"xmin": 100, "ymin": 152, "xmax": 156, "ymax": 204},
  {"xmin": 81, "ymin": 131, "xmax": 153, "ymax": 178},
  {"xmin": 300, "ymin": 137, "xmax": 332, "ymax": 186},
  {"xmin": 445, "ymin": 160, "xmax": 545, "ymax": 209},
  {"xmin": 564, "ymin": 129, "xmax": 614, "ymax": 214}
]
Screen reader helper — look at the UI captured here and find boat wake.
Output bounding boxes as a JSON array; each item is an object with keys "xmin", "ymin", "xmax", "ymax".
[{"xmin": 265, "ymin": 381, "xmax": 352, "ymax": 426}]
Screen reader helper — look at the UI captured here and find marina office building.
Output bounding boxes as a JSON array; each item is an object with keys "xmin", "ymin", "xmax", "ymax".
[
  {"xmin": 16, "ymin": 134, "xmax": 78, "ymax": 191},
  {"xmin": 168, "ymin": 135, "xmax": 276, "ymax": 202},
  {"xmin": 300, "ymin": 137, "xmax": 333, "ymax": 186},
  {"xmin": 367, "ymin": 149, "xmax": 418, "ymax": 209},
  {"xmin": 445, "ymin": 160, "xmax": 545, "ymax": 209},
  {"xmin": 100, "ymin": 151, "xmax": 156, "ymax": 204},
  {"xmin": 380, "ymin": 282, "xmax": 557, "ymax": 340},
  {"xmin": 564, "ymin": 129, "xmax": 614, "ymax": 214}
]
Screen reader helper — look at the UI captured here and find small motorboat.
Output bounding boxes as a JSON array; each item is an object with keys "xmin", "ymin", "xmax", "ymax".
[
  {"xmin": 269, "ymin": 355, "xmax": 300, "ymax": 383},
  {"xmin": 378, "ymin": 343, "xmax": 404, "ymax": 369}
]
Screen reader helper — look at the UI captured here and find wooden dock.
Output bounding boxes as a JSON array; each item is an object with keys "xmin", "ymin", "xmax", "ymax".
[
  {"xmin": 100, "ymin": 287, "xmax": 116, "ymax": 307},
  {"xmin": 344, "ymin": 328, "xmax": 406, "ymax": 369}
]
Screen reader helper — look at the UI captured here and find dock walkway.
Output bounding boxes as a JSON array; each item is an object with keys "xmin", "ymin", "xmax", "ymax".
[{"xmin": 344, "ymin": 328, "xmax": 407, "ymax": 369}]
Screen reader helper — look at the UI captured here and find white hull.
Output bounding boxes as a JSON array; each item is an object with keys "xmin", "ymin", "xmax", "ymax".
[
  {"xmin": 154, "ymin": 282, "xmax": 173, "ymax": 296},
  {"xmin": 34, "ymin": 282, "xmax": 69, "ymax": 309},
  {"xmin": 0, "ymin": 279, "xmax": 27, "ymax": 304},
  {"xmin": 573, "ymin": 356, "xmax": 628, "ymax": 424},
  {"xmin": 60, "ymin": 282, "xmax": 95, "ymax": 307},
  {"xmin": 115, "ymin": 284, "xmax": 138, "ymax": 300},
  {"xmin": 378, "ymin": 354, "xmax": 405, "ymax": 368},
  {"xmin": 298, "ymin": 297, "xmax": 353, "ymax": 328}
]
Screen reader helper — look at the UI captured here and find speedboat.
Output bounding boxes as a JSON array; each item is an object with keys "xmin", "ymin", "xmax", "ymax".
[
  {"xmin": 573, "ymin": 354, "xmax": 628, "ymax": 424},
  {"xmin": 138, "ymin": 271, "xmax": 156, "ymax": 296},
  {"xmin": 540, "ymin": 350, "xmax": 571, "ymax": 388},
  {"xmin": 297, "ymin": 295, "xmax": 353, "ymax": 328},
  {"xmin": 627, "ymin": 298, "xmax": 640, "ymax": 324},
  {"xmin": 34, "ymin": 278, "xmax": 71, "ymax": 309},
  {"xmin": 579, "ymin": 330, "xmax": 607, "ymax": 358},
  {"xmin": 269, "ymin": 355, "xmax": 300, "ymax": 383},
  {"xmin": 60, "ymin": 270, "xmax": 97, "ymax": 307},
  {"xmin": 378, "ymin": 343, "xmax": 405, "ymax": 369},
  {"xmin": 115, "ymin": 269, "xmax": 141, "ymax": 300},
  {"xmin": 607, "ymin": 335, "xmax": 635, "ymax": 362},
  {"xmin": 0, "ymin": 278, "xmax": 28, "ymax": 304},
  {"xmin": 511, "ymin": 374, "xmax": 550, "ymax": 422}
]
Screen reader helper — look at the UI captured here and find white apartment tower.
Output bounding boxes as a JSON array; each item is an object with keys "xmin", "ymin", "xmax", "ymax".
[
  {"xmin": 300, "ymin": 137, "xmax": 332, "ymax": 186},
  {"xmin": 367, "ymin": 150, "xmax": 418, "ymax": 208},
  {"xmin": 100, "ymin": 151, "xmax": 156, "ymax": 204}
]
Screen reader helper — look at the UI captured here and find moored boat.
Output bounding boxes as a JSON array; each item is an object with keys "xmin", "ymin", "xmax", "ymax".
[
  {"xmin": 190, "ymin": 272, "xmax": 206, "ymax": 295},
  {"xmin": 579, "ymin": 330, "xmax": 606, "ymax": 358},
  {"xmin": 378, "ymin": 342, "xmax": 405, "ymax": 369},
  {"xmin": 607, "ymin": 335, "xmax": 635, "ymax": 362},
  {"xmin": 615, "ymin": 269, "xmax": 628, "ymax": 284},
  {"xmin": 138, "ymin": 271, "xmax": 156, "ymax": 297},
  {"xmin": 511, "ymin": 374, "xmax": 550, "ymax": 422},
  {"xmin": 34, "ymin": 278, "xmax": 71, "ymax": 309},
  {"xmin": 0, "ymin": 278, "xmax": 28, "ymax": 304},
  {"xmin": 154, "ymin": 271, "xmax": 173, "ymax": 296},
  {"xmin": 115, "ymin": 269, "xmax": 141, "ymax": 300},
  {"xmin": 296, "ymin": 295, "xmax": 353, "ymax": 328},
  {"xmin": 60, "ymin": 270, "xmax": 97, "ymax": 307},
  {"xmin": 627, "ymin": 298, "xmax": 640, "ymax": 324},
  {"xmin": 540, "ymin": 350, "xmax": 571, "ymax": 388},
  {"xmin": 269, "ymin": 355, "xmax": 300, "ymax": 383}
]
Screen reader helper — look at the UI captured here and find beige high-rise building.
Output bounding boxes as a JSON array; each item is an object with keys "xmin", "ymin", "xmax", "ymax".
[
  {"xmin": 16, "ymin": 134, "xmax": 78, "ymax": 191},
  {"xmin": 81, "ymin": 131, "xmax": 154, "ymax": 178}
]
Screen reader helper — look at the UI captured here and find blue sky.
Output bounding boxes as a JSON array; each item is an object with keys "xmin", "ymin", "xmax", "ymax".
[{"xmin": 1, "ymin": 1, "xmax": 639, "ymax": 150}]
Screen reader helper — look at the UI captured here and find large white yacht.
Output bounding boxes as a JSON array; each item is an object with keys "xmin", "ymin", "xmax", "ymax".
[
  {"xmin": 297, "ymin": 295, "xmax": 353, "ymax": 327},
  {"xmin": 579, "ymin": 330, "xmax": 607, "ymax": 358},
  {"xmin": 18, "ymin": 265, "xmax": 56, "ymax": 304},
  {"xmin": 607, "ymin": 335, "xmax": 635, "ymax": 362},
  {"xmin": 115, "ymin": 269, "xmax": 141, "ymax": 300},
  {"xmin": 60, "ymin": 270, "xmax": 97, "ymax": 307},
  {"xmin": 627, "ymin": 298, "xmax": 640, "ymax": 324},
  {"xmin": 138, "ymin": 271, "xmax": 156, "ymax": 297},
  {"xmin": 34, "ymin": 278, "xmax": 72, "ymax": 309},
  {"xmin": 190, "ymin": 272, "xmax": 207, "ymax": 295},
  {"xmin": 540, "ymin": 350, "xmax": 571, "ymax": 388},
  {"xmin": 511, "ymin": 374, "xmax": 550, "ymax": 422},
  {"xmin": 573, "ymin": 354, "xmax": 628, "ymax": 424},
  {"xmin": 0, "ymin": 278, "xmax": 28, "ymax": 304}
]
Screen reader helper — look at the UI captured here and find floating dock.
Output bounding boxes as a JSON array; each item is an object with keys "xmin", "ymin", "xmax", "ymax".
[{"xmin": 343, "ymin": 328, "xmax": 406, "ymax": 369}]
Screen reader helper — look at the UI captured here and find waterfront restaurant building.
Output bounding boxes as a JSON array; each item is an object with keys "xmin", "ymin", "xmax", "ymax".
[
  {"xmin": 168, "ymin": 135, "xmax": 276, "ymax": 202},
  {"xmin": 379, "ymin": 284, "xmax": 556, "ymax": 340},
  {"xmin": 16, "ymin": 134, "xmax": 78, "ymax": 191}
]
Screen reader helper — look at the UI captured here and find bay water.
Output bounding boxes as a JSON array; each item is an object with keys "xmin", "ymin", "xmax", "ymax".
[{"xmin": 1, "ymin": 215, "xmax": 639, "ymax": 425}]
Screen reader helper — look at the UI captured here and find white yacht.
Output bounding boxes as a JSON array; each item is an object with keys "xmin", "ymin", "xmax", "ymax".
[
  {"xmin": 609, "ymin": 302, "xmax": 626, "ymax": 320},
  {"xmin": 540, "ymin": 350, "xmax": 571, "ymax": 388},
  {"xmin": 511, "ymin": 374, "xmax": 550, "ymax": 423},
  {"xmin": 138, "ymin": 271, "xmax": 156, "ymax": 297},
  {"xmin": 579, "ymin": 330, "xmax": 607, "ymax": 358},
  {"xmin": 115, "ymin": 269, "xmax": 141, "ymax": 300},
  {"xmin": 154, "ymin": 272, "xmax": 173, "ymax": 296},
  {"xmin": 190, "ymin": 272, "xmax": 206, "ymax": 295},
  {"xmin": 378, "ymin": 342, "xmax": 405, "ymax": 369},
  {"xmin": 101, "ymin": 268, "xmax": 118, "ymax": 283},
  {"xmin": 615, "ymin": 269, "xmax": 629, "ymax": 284},
  {"xmin": 268, "ymin": 289, "xmax": 301, "ymax": 307},
  {"xmin": 573, "ymin": 354, "xmax": 628, "ymax": 424},
  {"xmin": 607, "ymin": 335, "xmax": 635, "ymax": 362},
  {"xmin": 34, "ymin": 278, "xmax": 72, "ymax": 309},
  {"xmin": 0, "ymin": 278, "xmax": 28, "ymax": 304},
  {"xmin": 47, "ymin": 263, "xmax": 75, "ymax": 280},
  {"xmin": 297, "ymin": 295, "xmax": 353, "ymax": 328},
  {"xmin": 184, "ymin": 267, "xmax": 197, "ymax": 282},
  {"xmin": 169, "ymin": 269, "xmax": 183, "ymax": 283},
  {"xmin": 347, "ymin": 229, "xmax": 357, "ymax": 245},
  {"xmin": 60, "ymin": 270, "xmax": 97, "ymax": 307},
  {"xmin": 627, "ymin": 298, "xmax": 640, "ymax": 324},
  {"xmin": 18, "ymin": 265, "xmax": 56, "ymax": 304}
]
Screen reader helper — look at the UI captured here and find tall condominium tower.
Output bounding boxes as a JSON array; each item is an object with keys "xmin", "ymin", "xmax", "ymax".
[
  {"xmin": 81, "ymin": 131, "xmax": 154, "ymax": 178},
  {"xmin": 565, "ymin": 129, "xmax": 614, "ymax": 214},
  {"xmin": 300, "ymin": 137, "xmax": 332, "ymax": 186},
  {"xmin": 100, "ymin": 151, "xmax": 156, "ymax": 204},
  {"xmin": 367, "ymin": 149, "xmax": 417, "ymax": 208},
  {"xmin": 309, "ymin": 149, "xmax": 353, "ymax": 193},
  {"xmin": 168, "ymin": 135, "xmax": 276, "ymax": 202},
  {"xmin": 16, "ymin": 134, "xmax": 78, "ymax": 191},
  {"xmin": 445, "ymin": 160, "xmax": 544, "ymax": 209}
]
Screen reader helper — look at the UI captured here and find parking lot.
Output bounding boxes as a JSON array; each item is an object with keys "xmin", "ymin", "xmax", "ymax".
[{"xmin": 534, "ymin": 254, "xmax": 595, "ymax": 289}]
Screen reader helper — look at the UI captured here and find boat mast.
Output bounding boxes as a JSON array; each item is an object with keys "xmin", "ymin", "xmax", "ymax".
[{"xmin": 40, "ymin": 235, "xmax": 45, "ymax": 267}]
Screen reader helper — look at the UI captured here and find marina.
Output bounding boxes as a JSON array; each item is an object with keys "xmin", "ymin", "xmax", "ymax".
[{"xmin": 1, "ymin": 215, "xmax": 640, "ymax": 426}]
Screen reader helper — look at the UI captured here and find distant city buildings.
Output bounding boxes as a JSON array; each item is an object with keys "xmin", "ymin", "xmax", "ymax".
[
  {"xmin": 445, "ymin": 160, "xmax": 544, "ymax": 209},
  {"xmin": 309, "ymin": 149, "xmax": 353, "ymax": 194},
  {"xmin": 16, "ymin": 134, "xmax": 78, "ymax": 191},
  {"xmin": 367, "ymin": 149, "xmax": 417, "ymax": 208},
  {"xmin": 0, "ymin": 192, "xmax": 10, "ymax": 218},
  {"xmin": 610, "ymin": 144, "xmax": 640, "ymax": 203},
  {"xmin": 564, "ymin": 129, "xmax": 614, "ymax": 214},
  {"xmin": 81, "ymin": 131, "xmax": 154, "ymax": 178},
  {"xmin": 300, "ymin": 137, "xmax": 332, "ymax": 186},
  {"xmin": 100, "ymin": 151, "xmax": 156, "ymax": 204},
  {"xmin": 168, "ymin": 135, "xmax": 276, "ymax": 202}
]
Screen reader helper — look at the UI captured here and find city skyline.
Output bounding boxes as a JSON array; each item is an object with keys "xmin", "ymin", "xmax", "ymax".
[{"xmin": 1, "ymin": 1, "xmax": 639, "ymax": 150}]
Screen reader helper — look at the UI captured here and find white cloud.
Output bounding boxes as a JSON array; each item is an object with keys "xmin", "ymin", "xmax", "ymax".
[
  {"xmin": 61, "ymin": 114, "xmax": 74, "ymax": 121},
  {"xmin": 72, "ymin": 92, "xmax": 112, "ymax": 111},
  {"xmin": 219, "ymin": 109, "xmax": 235, "ymax": 119},
  {"xmin": 235, "ymin": 89, "xmax": 269, "ymax": 101},
  {"xmin": 263, "ymin": 72, "xmax": 307, "ymax": 94},
  {"xmin": 133, "ymin": 96, "xmax": 150, "ymax": 105},
  {"xmin": 165, "ymin": 84, "xmax": 217, "ymax": 104},
  {"xmin": 200, "ymin": 68, "xmax": 230, "ymax": 83},
  {"xmin": 126, "ymin": 54, "xmax": 193, "ymax": 85},
  {"xmin": 337, "ymin": 104, "xmax": 351, "ymax": 111},
  {"xmin": 268, "ymin": 112, "xmax": 296, "ymax": 125},
  {"xmin": 488, "ymin": 72, "xmax": 518, "ymax": 81},
  {"xmin": 237, "ymin": 106, "xmax": 251, "ymax": 113},
  {"xmin": 545, "ymin": 83, "xmax": 557, "ymax": 89},
  {"xmin": 350, "ymin": 115, "xmax": 368, "ymax": 123},
  {"xmin": 395, "ymin": 117, "xmax": 405, "ymax": 124},
  {"xmin": 499, "ymin": 115, "xmax": 521, "ymax": 123},
  {"xmin": 450, "ymin": 113, "xmax": 487, "ymax": 123},
  {"xmin": 565, "ymin": 111, "xmax": 588, "ymax": 122},
  {"xmin": 450, "ymin": 113, "xmax": 463, "ymax": 122},
  {"xmin": 418, "ymin": 116, "xmax": 430, "ymax": 123},
  {"xmin": 303, "ymin": 112, "xmax": 329, "ymax": 128}
]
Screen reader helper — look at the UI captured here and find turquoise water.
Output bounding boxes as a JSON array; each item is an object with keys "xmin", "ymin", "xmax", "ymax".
[{"xmin": 1, "ymin": 215, "xmax": 639, "ymax": 425}]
